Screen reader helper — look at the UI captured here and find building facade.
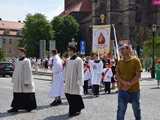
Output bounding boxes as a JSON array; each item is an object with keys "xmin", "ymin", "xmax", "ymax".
[
  {"xmin": 62, "ymin": 0, "xmax": 160, "ymax": 53},
  {"xmin": 0, "ymin": 20, "xmax": 24, "ymax": 58},
  {"xmin": 61, "ymin": 0, "xmax": 92, "ymax": 52},
  {"xmin": 93, "ymin": 0, "xmax": 160, "ymax": 55}
]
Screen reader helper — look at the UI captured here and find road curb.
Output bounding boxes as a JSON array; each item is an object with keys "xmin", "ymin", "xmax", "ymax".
[{"xmin": 32, "ymin": 71, "xmax": 52, "ymax": 76}]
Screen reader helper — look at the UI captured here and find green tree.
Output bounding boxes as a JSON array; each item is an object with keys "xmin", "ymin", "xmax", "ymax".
[
  {"xmin": 134, "ymin": 25, "xmax": 151, "ymax": 57},
  {"xmin": 22, "ymin": 13, "xmax": 54, "ymax": 57},
  {"xmin": 143, "ymin": 36, "xmax": 160, "ymax": 59},
  {"xmin": 0, "ymin": 48, "xmax": 5, "ymax": 61},
  {"xmin": 51, "ymin": 16, "xmax": 80, "ymax": 53}
]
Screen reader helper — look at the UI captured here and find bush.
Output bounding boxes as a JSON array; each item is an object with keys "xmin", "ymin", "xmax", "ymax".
[{"xmin": 0, "ymin": 48, "xmax": 5, "ymax": 61}]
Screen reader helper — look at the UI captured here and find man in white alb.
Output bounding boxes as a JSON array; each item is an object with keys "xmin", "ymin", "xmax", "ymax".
[{"xmin": 49, "ymin": 49, "xmax": 64, "ymax": 106}]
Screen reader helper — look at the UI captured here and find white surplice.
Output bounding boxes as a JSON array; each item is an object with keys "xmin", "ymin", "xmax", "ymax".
[
  {"xmin": 49, "ymin": 54, "xmax": 64, "ymax": 97},
  {"xmin": 91, "ymin": 60, "xmax": 103, "ymax": 85},
  {"xmin": 102, "ymin": 68, "xmax": 113, "ymax": 82}
]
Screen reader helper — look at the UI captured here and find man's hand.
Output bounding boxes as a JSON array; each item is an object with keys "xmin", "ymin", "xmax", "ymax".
[
  {"xmin": 116, "ymin": 72, "xmax": 131, "ymax": 91},
  {"xmin": 120, "ymin": 80, "xmax": 131, "ymax": 91}
]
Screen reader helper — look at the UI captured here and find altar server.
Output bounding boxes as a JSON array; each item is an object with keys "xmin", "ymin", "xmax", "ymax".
[{"xmin": 49, "ymin": 49, "xmax": 64, "ymax": 106}]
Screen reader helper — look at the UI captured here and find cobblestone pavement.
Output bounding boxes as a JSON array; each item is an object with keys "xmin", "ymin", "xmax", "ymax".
[{"xmin": 0, "ymin": 72, "xmax": 160, "ymax": 120}]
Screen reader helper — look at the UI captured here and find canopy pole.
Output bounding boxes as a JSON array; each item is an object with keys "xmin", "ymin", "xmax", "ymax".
[{"xmin": 112, "ymin": 24, "xmax": 120, "ymax": 61}]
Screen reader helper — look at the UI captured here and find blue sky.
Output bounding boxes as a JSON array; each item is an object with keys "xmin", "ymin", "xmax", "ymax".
[{"xmin": 0, "ymin": 0, "xmax": 64, "ymax": 21}]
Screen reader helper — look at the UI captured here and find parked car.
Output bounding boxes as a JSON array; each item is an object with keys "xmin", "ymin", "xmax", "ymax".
[{"xmin": 0, "ymin": 62, "xmax": 14, "ymax": 77}]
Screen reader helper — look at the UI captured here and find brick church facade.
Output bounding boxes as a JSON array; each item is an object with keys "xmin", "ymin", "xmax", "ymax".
[{"xmin": 61, "ymin": 0, "xmax": 160, "ymax": 53}]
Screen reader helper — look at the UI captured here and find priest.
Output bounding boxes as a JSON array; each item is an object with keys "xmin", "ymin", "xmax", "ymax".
[
  {"xmin": 64, "ymin": 45, "xmax": 85, "ymax": 117},
  {"xmin": 8, "ymin": 48, "xmax": 37, "ymax": 113}
]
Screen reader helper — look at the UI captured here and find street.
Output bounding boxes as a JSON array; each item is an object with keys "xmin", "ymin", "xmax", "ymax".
[{"xmin": 0, "ymin": 72, "xmax": 160, "ymax": 120}]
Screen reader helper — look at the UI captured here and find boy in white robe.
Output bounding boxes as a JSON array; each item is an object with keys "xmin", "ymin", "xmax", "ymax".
[
  {"xmin": 83, "ymin": 61, "xmax": 91, "ymax": 95},
  {"xmin": 91, "ymin": 53, "xmax": 103, "ymax": 97},
  {"xmin": 49, "ymin": 49, "xmax": 64, "ymax": 106},
  {"xmin": 102, "ymin": 63, "xmax": 113, "ymax": 94}
]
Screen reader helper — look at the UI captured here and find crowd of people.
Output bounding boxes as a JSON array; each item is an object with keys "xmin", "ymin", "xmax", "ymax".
[
  {"xmin": 7, "ymin": 44, "xmax": 144, "ymax": 120},
  {"xmin": 47, "ymin": 46, "xmax": 118, "ymax": 116},
  {"xmin": 30, "ymin": 57, "xmax": 49, "ymax": 72}
]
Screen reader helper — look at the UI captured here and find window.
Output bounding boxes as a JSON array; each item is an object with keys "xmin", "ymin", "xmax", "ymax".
[
  {"xmin": 17, "ymin": 31, "xmax": 22, "ymax": 36},
  {"xmin": 9, "ymin": 39, "xmax": 12, "ymax": 44},
  {"xmin": 3, "ymin": 39, "xmax": 5, "ymax": 44},
  {"xmin": 4, "ymin": 29, "xmax": 10, "ymax": 35}
]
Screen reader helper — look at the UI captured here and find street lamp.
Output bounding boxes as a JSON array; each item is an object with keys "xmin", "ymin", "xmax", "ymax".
[{"xmin": 151, "ymin": 24, "xmax": 157, "ymax": 78}]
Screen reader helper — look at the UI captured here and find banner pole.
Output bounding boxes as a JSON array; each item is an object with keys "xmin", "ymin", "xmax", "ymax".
[
  {"xmin": 112, "ymin": 24, "xmax": 120, "ymax": 61},
  {"xmin": 98, "ymin": 48, "xmax": 100, "ymax": 60}
]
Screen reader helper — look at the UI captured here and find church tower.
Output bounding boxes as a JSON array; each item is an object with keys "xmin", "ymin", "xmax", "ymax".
[{"xmin": 92, "ymin": 0, "xmax": 137, "ymax": 42}]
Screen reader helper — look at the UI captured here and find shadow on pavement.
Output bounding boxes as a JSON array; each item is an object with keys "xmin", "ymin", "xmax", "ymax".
[
  {"xmin": 100, "ymin": 92, "xmax": 118, "ymax": 96},
  {"xmin": 37, "ymin": 105, "xmax": 51, "ymax": 110},
  {"xmin": 82, "ymin": 91, "xmax": 118, "ymax": 99},
  {"xmin": 82, "ymin": 95, "xmax": 95, "ymax": 99},
  {"xmin": 150, "ymin": 87, "xmax": 160, "ymax": 89},
  {"xmin": 141, "ymin": 84, "xmax": 156, "ymax": 87},
  {"xmin": 37, "ymin": 102, "xmax": 69, "ymax": 111},
  {"xmin": 0, "ymin": 76, "xmax": 11, "ymax": 78},
  {"xmin": 0, "ymin": 111, "xmax": 32, "ymax": 118},
  {"xmin": 141, "ymin": 78, "xmax": 154, "ymax": 81},
  {"xmin": 34, "ymin": 78, "xmax": 51, "ymax": 81},
  {"xmin": 43, "ymin": 113, "xmax": 69, "ymax": 120},
  {"xmin": 0, "ymin": 112, "xmax": 17, "ymax": 118}
]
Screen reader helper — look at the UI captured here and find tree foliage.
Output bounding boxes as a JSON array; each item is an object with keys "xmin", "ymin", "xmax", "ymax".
[
  {"xmin": 22, "ymin": 13, "xmax": 54, "ymax": 57},
  {"xmin": 0, "ymin": 48, "xmax": 5, "ymax": 61},
  {"xmin": 143, "ymin": 36, "xmax": 160, "ymax": 59},
  {"xmin": 133, "ymin": 25, "xmax": 151, "ymax": 57},
  {"xmin": 51, "ymin": 16, "xmax": 80, "ymax": 53}
]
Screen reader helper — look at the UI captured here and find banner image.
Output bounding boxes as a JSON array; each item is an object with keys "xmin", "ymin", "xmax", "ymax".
[
  {"xmin": 92, "ymin": 25, "xmax": 111, "ymax": 54},
  {"xmin": 152, "ymin": 0, "xmax": 160, "ymax": 5}
]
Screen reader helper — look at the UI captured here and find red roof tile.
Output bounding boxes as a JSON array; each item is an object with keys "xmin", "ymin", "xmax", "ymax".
[
  {"xmin": 0, "ymin": 20, "xmax": 24, "ymax": 30},
  {"xmin": 60, "ymin": 0, "xmax": 92, "ymax": 16}
]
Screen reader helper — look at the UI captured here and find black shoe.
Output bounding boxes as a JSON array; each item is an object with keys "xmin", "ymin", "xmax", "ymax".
[
  {"xmin": 95, "ymin": 95, "xmax": 99, "ymax": 97},
  {"xmin": 26, "ymin": 109, "xmax": 33, "ymax": 112},
  {"xmin": 69, "ymin": 112, "xmax": 81, "ymax": 117},
  {"xmin": 50, "ymin": 100, "xmax": 57, "ymax": 106},
  {"xmin": 57, "ymin": 100, "xmax": 62, "ymax": 104},
  {"xmin": 7, "ymin": 108, "xmax": 18, "ymax": 113},
  {"xmin": 50, "ymin": 100, "xmax": 62, "ymax": 106}
]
